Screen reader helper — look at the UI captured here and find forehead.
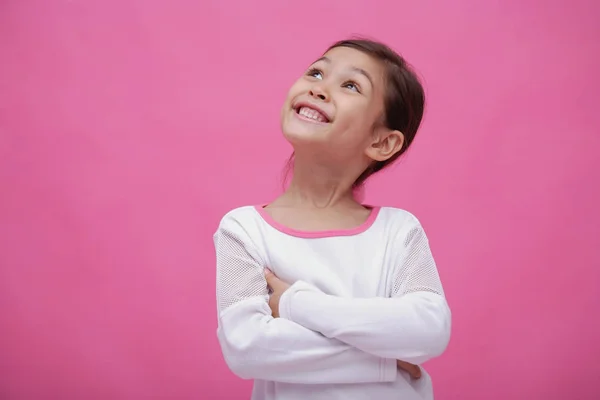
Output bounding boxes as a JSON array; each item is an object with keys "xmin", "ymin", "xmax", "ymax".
[{"xmin": 319, "ymin": 46, "xmax": 385, "ymax": 79}]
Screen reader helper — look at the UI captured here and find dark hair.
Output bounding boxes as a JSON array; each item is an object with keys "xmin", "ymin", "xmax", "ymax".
[{"xmin": 284, "ymin": 38, "xmax": 426, "ymax": 188}]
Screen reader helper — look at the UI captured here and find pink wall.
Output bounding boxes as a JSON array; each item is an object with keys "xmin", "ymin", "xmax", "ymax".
[{"xmin": 1, "ymin": 1, "xmax": 599, "ymax": 399}]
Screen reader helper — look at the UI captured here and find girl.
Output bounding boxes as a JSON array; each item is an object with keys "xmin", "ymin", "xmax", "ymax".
[{"xmin": 213, "ymin": 38, "xmax": 451, "ymax": 400}]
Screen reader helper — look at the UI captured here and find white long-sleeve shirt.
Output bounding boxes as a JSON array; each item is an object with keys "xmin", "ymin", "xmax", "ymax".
[{"xmin": 214, "ymin": 205, "xmax": 451, "ymax": 400}]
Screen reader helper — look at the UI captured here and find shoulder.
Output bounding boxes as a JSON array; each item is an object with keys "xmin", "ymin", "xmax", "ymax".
[
  {"xmin": 376, "ymin": 206, "xmax": 428, "ymax": 244},
  {"xmin": 377, "ymin": 206, "xmax": 422, "ymax": 229},
  {"xmin": 214, "ymin": 205, "xmax": 263, "ymax": 237},
  {"xmin": 213, "ymin": 206, "xmax": 268, "ymax": 263}
]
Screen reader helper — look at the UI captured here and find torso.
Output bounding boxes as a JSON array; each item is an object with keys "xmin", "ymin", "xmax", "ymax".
[
  {"xmin": 222, "ymin": 205, "xmax": 435, "ymax": 400},
  {"xmin": 252, "ymin": 205, "xmax": 395, "ymax": 298}
]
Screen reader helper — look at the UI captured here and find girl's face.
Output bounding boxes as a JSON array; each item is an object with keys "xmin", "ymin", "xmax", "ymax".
[{"xmin": 281, "ymin": 46, "xmax": 394, "ymax": 164}]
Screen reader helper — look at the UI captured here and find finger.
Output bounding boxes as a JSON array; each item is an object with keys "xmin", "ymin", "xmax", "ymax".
[
  {"xmin": 264, "ymin": 268, "xmax": 282, "ymax": 289},
  {"xmin": 410, "ymin": 365, "xmax": 421, "ymax": 379},
  {"xmin": 398, "ymin": 361, "xmax": 421, "ymax": 379}
]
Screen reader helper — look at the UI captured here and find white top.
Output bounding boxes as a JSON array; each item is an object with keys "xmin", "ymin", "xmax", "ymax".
[{"xmin": 213, "ymin": 205, "xmax": 451, "ymax": 400}]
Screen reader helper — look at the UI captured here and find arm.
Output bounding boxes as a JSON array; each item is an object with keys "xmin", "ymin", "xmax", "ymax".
[
  {"xmin": 214, "ymin": 216, "xmax": 397, "ymax": 384},
  {"xmin": 278, "ymin": 223, "xmax": 452, "ymax": 365}
]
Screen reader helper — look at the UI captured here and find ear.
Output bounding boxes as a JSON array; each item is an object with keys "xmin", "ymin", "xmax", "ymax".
[{"xmin": 365, "ymin": 128, "xmax": 404, "ymax": 162}]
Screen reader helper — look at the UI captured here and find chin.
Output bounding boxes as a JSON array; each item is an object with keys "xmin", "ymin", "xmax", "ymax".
[
  {"xmin": 282, "ymin": 129, "xmax": 314, "ymax": 146},
  {"xmin": 282, "ymin": 125, "xmax": 329, "ymax": 147}
]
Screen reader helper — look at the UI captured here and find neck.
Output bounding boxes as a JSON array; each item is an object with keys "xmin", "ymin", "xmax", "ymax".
[{"xmin": 279, "ymin": 153, "xmax": 362, "ymax": 209}]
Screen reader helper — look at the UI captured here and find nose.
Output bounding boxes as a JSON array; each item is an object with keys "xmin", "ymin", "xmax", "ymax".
[{"xmin": 309, "ymin": 85, "xmax": 329, "ymax": 101}]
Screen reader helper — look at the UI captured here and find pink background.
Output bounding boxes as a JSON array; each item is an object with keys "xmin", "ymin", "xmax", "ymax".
[{"xmin": 1, "ymin": 1, "xmax": 599, "ymax": 399}]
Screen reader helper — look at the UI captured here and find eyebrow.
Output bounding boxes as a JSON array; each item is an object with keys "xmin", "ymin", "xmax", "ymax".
[{"xmin": 312, "ymin": 56, "xmax": 374, "ymax": 88}]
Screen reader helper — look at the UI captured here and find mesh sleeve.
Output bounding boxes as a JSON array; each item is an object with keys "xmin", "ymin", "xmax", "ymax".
[
  {"xmin": 392, "ymin": 224, "xmax": 445, "ymax": 298},
  {"xmin": 214, "ymin": 226, "xmax": 268, "ymax": 313}
]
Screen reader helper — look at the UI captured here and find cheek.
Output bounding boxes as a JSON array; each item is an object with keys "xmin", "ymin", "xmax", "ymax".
[
  {"xmin": 327, "ymin": 107, "xmax": 379, "ymax": 155},
  {"xmin": 286, "ymin": 79, "xmax": 305, "ymax": 100},
  {"xmin": 281, "ymin": 83, "xmax": 303, "ymax": 114},
  {"xmin": 333, "ymin": 101, "xmax": 374, "ymax": 137},
  {"xmin": 281, "ymin": 88, "xmax": 298, "ymax": 119}
]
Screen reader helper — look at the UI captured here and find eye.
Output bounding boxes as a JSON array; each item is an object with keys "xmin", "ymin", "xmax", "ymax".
[
  {"xmin": 342, "ymin": 81, "xmax": 360, "ymax": 93},
  {"xmin": 307, "ymin": 68, "xmax": 323, "ymax": 80}
]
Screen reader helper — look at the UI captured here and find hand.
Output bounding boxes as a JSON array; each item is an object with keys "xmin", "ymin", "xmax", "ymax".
[
  {"xmin": 264, "ymin": 268, "xmax": 290, "ymax": 318},
  {"xmin": 397, "ymin": 360, "xmax": 421, "ymax": 379}
]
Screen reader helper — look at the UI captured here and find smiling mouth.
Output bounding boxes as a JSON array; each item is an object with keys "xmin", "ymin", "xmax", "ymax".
[{"xmin": 294, "ymin": 105, "xmax": 330, "ymax": 123}]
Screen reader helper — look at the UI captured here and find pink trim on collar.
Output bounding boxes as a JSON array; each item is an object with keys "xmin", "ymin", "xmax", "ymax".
[{"xmin": 254, "ymin": 204, "xmax": 381, "ymax": 238}]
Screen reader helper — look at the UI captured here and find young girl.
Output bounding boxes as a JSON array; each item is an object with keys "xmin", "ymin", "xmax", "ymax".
[{"xmin": 213, "ymin": 38, "xmax": 451, "ymax": 400}]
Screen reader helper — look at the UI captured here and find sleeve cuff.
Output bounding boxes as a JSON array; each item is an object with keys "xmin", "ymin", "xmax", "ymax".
[{"xmin": 381, "ymin": 358, "xmax": 398, "ymax": 382}]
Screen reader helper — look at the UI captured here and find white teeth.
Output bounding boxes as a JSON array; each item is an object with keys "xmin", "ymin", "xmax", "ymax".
[{"xmin": 298, "ymin": 106, "xmax": 327, "ymax": 123}]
